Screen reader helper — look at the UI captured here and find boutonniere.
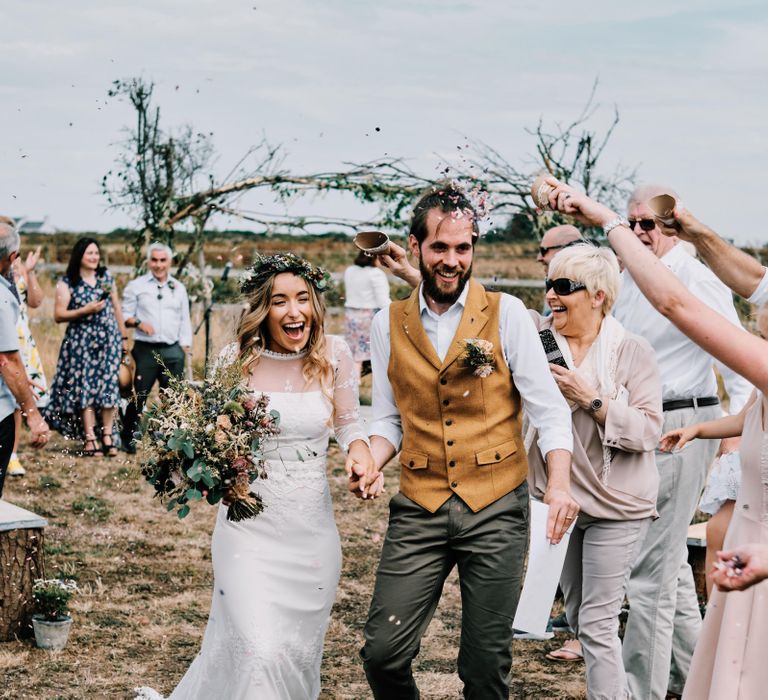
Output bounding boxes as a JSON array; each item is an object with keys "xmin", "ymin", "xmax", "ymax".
[
  {"xmin": 168, "ymin": 279, "xmax": 176, "ymax": 291},
  {"xmin": 462, "ymin": 338, "xmax": 495, "ymax": 378}
]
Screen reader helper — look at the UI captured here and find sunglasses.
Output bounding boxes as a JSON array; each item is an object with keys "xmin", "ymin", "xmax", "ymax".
[
  {"xmin": 628, "ymin": 218, "xmax": 657, "ymax": 232},
  {"xmin": 538, "ymin": 243, "xmax": 566, "ymax": 256},
  {"xmin": 545, "ymin": 278, "xmax": 587, "ymax": 296}
]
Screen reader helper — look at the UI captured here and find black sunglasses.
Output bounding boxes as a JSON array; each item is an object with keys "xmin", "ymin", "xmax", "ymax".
[
  {"xmin": 538, "ymin": 243, "xmax": 566, "ymax": 256},
  {"xmin": 628, "ymin": 218, "xmax": 657, "ymax": 232},
  {"xmin": 545, "ymin": 278, "xmax": 587, "ymax": 296}
]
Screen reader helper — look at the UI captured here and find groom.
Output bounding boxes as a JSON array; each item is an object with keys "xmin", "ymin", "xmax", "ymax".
[{"xmin": 359, "ymin": 183, "xmax": 577, "ymax": 699}]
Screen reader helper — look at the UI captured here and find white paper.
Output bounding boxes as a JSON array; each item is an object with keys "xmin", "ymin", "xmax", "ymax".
[{"xmin": 512, "ymin": 499, "xmax": 573, "ymax": 636}]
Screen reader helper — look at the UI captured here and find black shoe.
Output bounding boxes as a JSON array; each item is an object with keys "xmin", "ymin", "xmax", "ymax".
[
  {"xmin": 120, "ymin": 434, "xmax": 137, "ymax": 454},
  {"xmin": 551, "ymin": 612, "xmax": 573, "ymax": 633}
]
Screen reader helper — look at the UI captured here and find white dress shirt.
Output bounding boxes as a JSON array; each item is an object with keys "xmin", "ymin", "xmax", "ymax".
[
  {"xmin": 343, "ymin": 265, "xmax": 391, "ymax": 309},
  {"xmin": 748, "ymin": 267, "xmax": 768, "ymax": 305},
  {"xmin": 369, "ymin": 282, "xmax": 573, "ymax": 457},
  {"xmin": 613, "ymin": 244, "xmax": 752, "ymax": 413},
  {"xmin": 122, "ymin": 273, "xmax": 193, "ymax": 347}
]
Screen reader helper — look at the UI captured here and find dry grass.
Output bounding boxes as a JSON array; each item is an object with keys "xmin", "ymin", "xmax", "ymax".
[{"xmin": 2, "ymin": 441, "xmax": 586, "ymax": 700}]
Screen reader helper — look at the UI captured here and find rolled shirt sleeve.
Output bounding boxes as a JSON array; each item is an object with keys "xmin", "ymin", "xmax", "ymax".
[
  {"xmin": 500, "ymin": 295, "xmax": 573, "ymax": 457},
  {"xmin": 368, "ymin": 307, "xmax": 403, "ymax": 451},
  {"xmin": 121, "ymin": 279, "xmax": 138, "ymax": 321},
  {"xmin": 748, "ymin": 267, "xmax": 768, "ymax": 306}
]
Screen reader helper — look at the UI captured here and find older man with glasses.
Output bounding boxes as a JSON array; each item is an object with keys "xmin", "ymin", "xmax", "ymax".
[
  {"xmin": 613, "ymin": 184, "xmax": 752, "ymax": 700},
  {"xmin": 536, "ymin": 224, "xmax": 584, "ymax": 271},
  {"xmin": 0, "ymin": 220, "xmax": 49, "ymax": 496},
  {"xmin": 120, "ymin": 242, "xmax": 192, "ymax": 453}
]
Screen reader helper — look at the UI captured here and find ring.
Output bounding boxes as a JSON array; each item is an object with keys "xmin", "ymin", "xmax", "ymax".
[
  {"xmin": 565, "ymin": 515, "xmax": 574, "ymax": 520},
  {"xmin": 563, "ymin": 193, "xmax": 572, "ymax": 200}
]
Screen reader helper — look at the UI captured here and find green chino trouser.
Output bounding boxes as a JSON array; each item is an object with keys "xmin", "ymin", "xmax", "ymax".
[
  {"xmin": 121, "ymin": 340, "xmax": 186, "ymax": 445},
  {"xmin": 361, "ymin": 483, "xmax": 529, "ymax": 700}
]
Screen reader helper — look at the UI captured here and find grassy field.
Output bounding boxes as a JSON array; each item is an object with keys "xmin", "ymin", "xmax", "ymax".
[{"xmin": 2, "ymin": 440, "xmax": 586, "ymax": 700}]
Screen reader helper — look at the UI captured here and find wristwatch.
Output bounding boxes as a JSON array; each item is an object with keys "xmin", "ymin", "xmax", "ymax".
[
  {"xmin": 602, "ymin": 217, "xmax": 630, "ymax": 236},
  {"xmin": 588, "ymin": 397, "xmax": 604, "ymax": 412}
]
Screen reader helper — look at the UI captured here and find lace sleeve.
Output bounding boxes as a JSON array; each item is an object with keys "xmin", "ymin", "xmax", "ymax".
[
  {"xmin": 210, "ymin": 342, "xmax": 240, "ymax": 376},
  {"xmin": 329, "ymin": 335, "xmax": 368, "ymax": 452}
]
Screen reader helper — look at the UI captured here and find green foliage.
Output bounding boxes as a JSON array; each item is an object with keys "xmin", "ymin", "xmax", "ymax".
[
  {"xmin": 71, "ymin": 495, "xmax": 112, "ymax": 523},
  {"xmin": 33, "ymin": 578, "xmax": 78, "ymax": 621}
]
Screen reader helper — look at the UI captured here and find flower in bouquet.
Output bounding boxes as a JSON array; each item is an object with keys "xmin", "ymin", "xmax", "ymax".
[
  {"xmin": 461, "ymin": 338, "xmax": 495, "ymax": 378},
  {"xmin": 33, "ymin": 578, "xmax": 78, "ymax": 622},
  {"xmin": 137, "ymin": 358, "xmax": 280, "ymax": 522}
]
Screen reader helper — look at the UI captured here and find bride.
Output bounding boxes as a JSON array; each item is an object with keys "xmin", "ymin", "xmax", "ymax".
[{"xmin": 137, "ymin": 253, "xmax": 380, "ymax": 699}]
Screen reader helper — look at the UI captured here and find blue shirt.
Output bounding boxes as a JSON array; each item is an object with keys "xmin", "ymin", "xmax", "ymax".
[{"xmin": 0, "ymin": 275, "xmax": 21, "ymax": 421}]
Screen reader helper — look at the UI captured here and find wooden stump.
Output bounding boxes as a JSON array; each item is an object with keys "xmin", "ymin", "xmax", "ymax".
[{"xmin": 0, "ymin": 501, "xmax": 47, "ymax": 641}]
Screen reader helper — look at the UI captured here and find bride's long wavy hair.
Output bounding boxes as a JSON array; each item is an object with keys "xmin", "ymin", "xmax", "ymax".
[{"xmin": 236, "ymin": 271, "xmax": 335, "ymax": 407}]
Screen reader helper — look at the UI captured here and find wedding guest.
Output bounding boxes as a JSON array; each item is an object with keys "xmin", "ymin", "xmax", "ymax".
[
  {"xmin": 537, "ymin": 224, "xmax": 584, "ymax": 270},
  {"xmin": 44, "ymin": 238, "xmax": 127, "ymax": 456},
  {"xmin": 120, "ymin": 243, "xmax": 192, "ymax": 453},
  {"xmin": 7, "ymin": 241, "xmax": 48, "ymax": 478},
  {"xmin": 524, "ymin": 244, "xmax": 663, "ymax": 698},
  {"xmin": 0, "ymin": 220, "xmax": 49, "ymax": 495},
  {"xmin": 343, "ymin": 250, "xmax": 390, "ymax": 379},
  {"xmin": 361, "ymin": 184, "xmax": 576, "ymax": 699},
  {"xmin": 545, "ymin": 177, "xmax": 768, "ymax": 700},
  {"xmin": 609, "ymin": 185, "xmax": 751, "ymax": 700}
]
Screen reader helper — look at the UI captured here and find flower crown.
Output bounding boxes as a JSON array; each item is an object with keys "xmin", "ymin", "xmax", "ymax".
[{"xmin": 241, "ymin": 253, "xmax": 330, "ymax": 295}]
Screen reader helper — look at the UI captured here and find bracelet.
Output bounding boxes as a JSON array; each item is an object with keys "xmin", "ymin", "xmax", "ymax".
[
  {"xmin": 122, "ymin": 336, "xmax": 129, "ymax": 340},
  {"xmin": 602, "ymin": 216, "xmax": 630, "ymax": 236}
]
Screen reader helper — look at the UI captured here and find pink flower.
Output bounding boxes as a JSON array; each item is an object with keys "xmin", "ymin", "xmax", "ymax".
[
  {"xmin": 232, "ymin": 456, "xmax": 250, "ymax": 471},
  {"xmin": 242, "ymin": 399, "xmax": 256, "ymax": 412}
]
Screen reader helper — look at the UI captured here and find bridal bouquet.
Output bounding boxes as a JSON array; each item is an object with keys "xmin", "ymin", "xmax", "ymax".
[{"xmin": 137, "ymin": 360, "xmax": 280, "ymax": 522}]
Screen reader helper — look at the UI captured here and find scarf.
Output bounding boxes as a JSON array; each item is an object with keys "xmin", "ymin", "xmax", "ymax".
[{"xmin": 525, "ymin": 314, "xmax": 626, "ymax": 485}]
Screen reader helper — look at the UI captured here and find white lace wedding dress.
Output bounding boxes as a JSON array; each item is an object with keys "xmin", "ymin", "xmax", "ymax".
[{"xmin": 136, "ymin": 335, "xmax": 367, "ymax": 700}]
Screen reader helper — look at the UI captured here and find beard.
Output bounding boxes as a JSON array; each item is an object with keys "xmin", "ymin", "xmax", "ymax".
[{"xmin": 419, "ymin": 258, "xmax": 472, "ymax": 306}]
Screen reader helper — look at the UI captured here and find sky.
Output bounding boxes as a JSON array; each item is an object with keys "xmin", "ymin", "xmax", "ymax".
[{"xmin": 1, "ymin": 0, "xmax": 766, "ymax": 243}]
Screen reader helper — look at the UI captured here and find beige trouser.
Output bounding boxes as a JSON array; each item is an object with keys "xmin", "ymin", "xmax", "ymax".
[
  {"xmin": 623, "ymin": 404, "xmax": 720, "ymax": 700},
  {"xmin": 561, "ymin": 513, "xmax": 650, "ymax": 700}
]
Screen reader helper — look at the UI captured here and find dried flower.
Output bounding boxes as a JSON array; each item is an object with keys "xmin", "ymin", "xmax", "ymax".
[{"xmin": 461, "ymin": 338, "xmax": 495, "ymax": 378}]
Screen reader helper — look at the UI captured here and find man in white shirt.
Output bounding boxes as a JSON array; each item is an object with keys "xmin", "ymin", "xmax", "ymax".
[
  {"xmin": 614, "ymin": 185, "xmax": 752, "ymax": 700},
  {"xmin": 0, "ymin": 221, "xmax": 49, "ymax": 495},
  {"xmin": 120, "ymin": 243, "xmax": 193, "ymax": 453},
  {"xmin": 359, "ymin": 184, "xmax": 576, "ymax": 699}
]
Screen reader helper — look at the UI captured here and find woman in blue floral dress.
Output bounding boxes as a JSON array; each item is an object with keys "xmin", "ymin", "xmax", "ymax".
[{"xmin": 44, "ymin": 238, "xmax": 127, "ymax": 455}]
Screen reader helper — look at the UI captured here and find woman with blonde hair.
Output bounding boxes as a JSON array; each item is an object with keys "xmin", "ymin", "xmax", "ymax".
[
  {"xmin": 140, "ymin": 253, "xmax": 379, "ymax": 700},
  {"xmin": 525, "ymin": 243, "xmax": 663, "ymax": 699}
]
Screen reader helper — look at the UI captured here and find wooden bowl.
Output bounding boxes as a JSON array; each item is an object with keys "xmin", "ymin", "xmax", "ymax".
[{"xmin": 353, "ymin": 231, "xmax": 390, "ymax": 255}]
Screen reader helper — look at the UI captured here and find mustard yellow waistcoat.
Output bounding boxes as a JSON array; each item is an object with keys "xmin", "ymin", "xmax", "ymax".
[{"xmin": 388, "ymin": 279, "xmax": 529, "ymax": 513}]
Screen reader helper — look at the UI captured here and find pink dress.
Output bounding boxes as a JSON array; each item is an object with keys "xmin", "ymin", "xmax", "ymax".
[{"xmin": 683, "ymin": 393, "xmax": 768, "ymax": 699}]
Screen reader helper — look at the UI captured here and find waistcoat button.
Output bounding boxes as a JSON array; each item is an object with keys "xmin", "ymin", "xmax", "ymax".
[
  {"xmin": 495, "ymin": 453, "xmax": 501, "ymax": 460},
  {"xmin": 447, "ymin": 440, "xmax": 454, "ymax": 446},
  {"xmin": 443, "ymin": 399, "xmax": 450, "ymax": 406},
  {"xmin": 440, "ymin": 378, "xmax": 447, "ymax": 385},
  {"xmin": 451, "ymin": 481, "xmax": 458, "ymax": 488},
  {"xmin": 445, "ymin": 419, "xmax": 452, "ymax": 426},
  {"xmin": 409, "ymin": 460, "xmax": 414, "ymax": 467},
  {"xmin": 449, "ymin": 460, "xmax": 456, "ymax": 467}
]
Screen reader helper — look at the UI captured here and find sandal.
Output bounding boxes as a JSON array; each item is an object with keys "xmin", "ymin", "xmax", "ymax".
[
  {"xmin": 82, "ymin": 434, "xmax": 104, "ymax": 457},
  {"xmin": 102, "ymin": 432, "xmax": 119, "ymax": 458},
  {"xmin": 545, "ymin": 640, "xmax": 584, "ymax": 662}
]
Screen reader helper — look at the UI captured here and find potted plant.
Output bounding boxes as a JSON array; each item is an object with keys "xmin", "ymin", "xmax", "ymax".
[{"xmin": 31, "ymin": 578, "xmax": 78, "ymax": 650}]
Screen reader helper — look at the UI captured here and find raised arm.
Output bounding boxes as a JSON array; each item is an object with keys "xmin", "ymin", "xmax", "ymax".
[
  {"xmin": 660, "ymin": 209, "xmax": 765, "ymax": 300},
  {"xmin": 545, "ymin": 179, "xmax": 768, "ymax": 396}
]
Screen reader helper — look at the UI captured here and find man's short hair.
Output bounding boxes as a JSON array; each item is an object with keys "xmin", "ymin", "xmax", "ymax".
[
  {"xmin": 628, "ymin": 184, "xmax": 680, "ymax": 207},
  {"xmin": 146, "ymin": 242, "xmax": 174, "ymax": 261},
  {"xmin": 409, "ymin": 182, "xmax": 479, "ymax": 246},
  {"xmin": 0, "ymin": 218, "xmax": 20, "ymax": 260}
]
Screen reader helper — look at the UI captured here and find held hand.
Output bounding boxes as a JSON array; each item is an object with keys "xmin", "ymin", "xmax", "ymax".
[
  {"xmin": 544, "ymin": 177, "xmax": 619, "ymax": 229},
  {"xmin": 543, "ymin": 487, "xmax": 579, "ymax": 545},
  {"xmin": 549, "ymin": 364, "xmax": 595, "ymax": 408},
  {"xmin": 710, "ymin": 544, "xmax": 768, "ymax": 592},
  {"xmin": 658, "ymin": 426, "xmax": 698, "ymax": 452},
  {"xmin": 28, "ymin": 379, "xmax": 46, "ymax": 400},
  {"xmin": 138, "ymin": 322, "xmax": 155, "ymax": 335},
  {"xmin": 376, "ymin": 241, "xmax": 421, "ymax": 288},
  {"xmin": 345, "ymin": 441, "xmax": 380, "ymax": 499},
  {"xmin": 24, "ymin": 246, "xmax": 42, "ymax": 273}
]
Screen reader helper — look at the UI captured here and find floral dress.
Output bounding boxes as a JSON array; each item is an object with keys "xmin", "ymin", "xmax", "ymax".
[
  {"xmin": 14, "ymin": 273, "xmax": 48, "ymax": 407},
  {"xmin": 43, "ymin": 272, "xmax": 122, "ymax": 438}
]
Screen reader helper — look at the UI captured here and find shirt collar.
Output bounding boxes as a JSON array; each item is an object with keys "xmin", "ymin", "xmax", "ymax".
[
  {"xmin": 0, "ymin": 275, "xmax": 12, "ymax": 292},
  {"xmin": 418, "ymin": 279, "xmax": 470, "ymax": 317},
  {"xmin": 145, "ymin": 272, "xmax": 174, "ymax": 287}
]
